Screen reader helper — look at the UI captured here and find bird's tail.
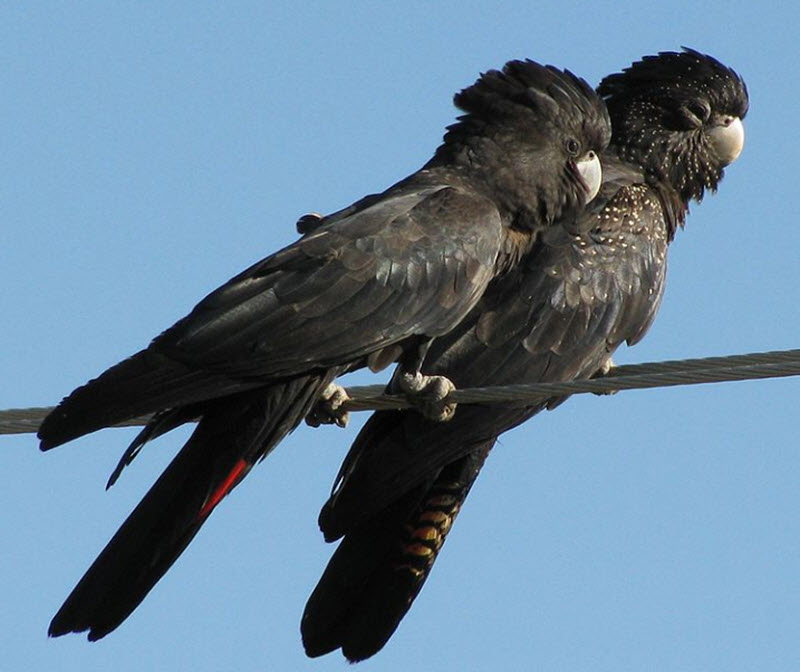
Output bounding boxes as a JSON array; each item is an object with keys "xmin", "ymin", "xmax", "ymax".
[
  {"xmin": 301, "ymin": 444, "xmax": 491, "ymax": 662},
  {"xmin": 38, "ymin": 348, "xmax": 259, "ymax": 451},
  {"xmin": 48, "ymin": 374, "xmax": 330, "ymax": 641}
]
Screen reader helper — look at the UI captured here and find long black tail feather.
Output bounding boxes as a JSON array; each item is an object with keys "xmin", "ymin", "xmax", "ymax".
[{"xmin": 49, "ymin": 374, "xmax": 331, "ymax": 640}]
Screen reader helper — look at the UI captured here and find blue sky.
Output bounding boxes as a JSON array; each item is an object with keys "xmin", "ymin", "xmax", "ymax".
[{"xmin": 3, "ymin": 2, "xmax": 799, "ymax": 671}]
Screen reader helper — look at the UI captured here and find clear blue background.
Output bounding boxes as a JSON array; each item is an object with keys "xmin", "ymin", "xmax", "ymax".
[{"xmin": 3, "ymin": 3, "xmax": 798, "ymax": 670}]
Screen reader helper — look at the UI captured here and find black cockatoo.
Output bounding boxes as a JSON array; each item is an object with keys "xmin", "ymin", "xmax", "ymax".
[
  {"xmin": 302, "ymin": 48, "xmax": 749, "ymax": 662},
  {"xmin": 41, "ymin": 59, "xmax": 609, "ymax": 641}
]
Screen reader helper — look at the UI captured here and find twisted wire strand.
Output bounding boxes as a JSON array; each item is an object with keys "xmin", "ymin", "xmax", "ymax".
[{"xmin": 3, "ymin": 348, "xmax": 799, "ymax": 436}]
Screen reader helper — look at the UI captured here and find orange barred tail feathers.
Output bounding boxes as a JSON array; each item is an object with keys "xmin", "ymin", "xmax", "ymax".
[{"xmin": 302, "ymin": 445, "xmax": 490, "ymax": 661}]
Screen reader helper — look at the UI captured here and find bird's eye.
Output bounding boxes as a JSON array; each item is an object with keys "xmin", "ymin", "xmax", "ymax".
[
  {"xmin": 687, "ymin": 101, "xmax": 711, "ymax": 123},
  {"xmin": 670, "ymin": 100, "xmax": 711, "ymax": 130},
  {"xmin": 565, "ymin": 138, "xmax": 580, "ymax": 156}
]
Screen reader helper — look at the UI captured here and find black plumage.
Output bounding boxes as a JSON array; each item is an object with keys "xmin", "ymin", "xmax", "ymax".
[
  {"xmin": 302, "ymin": 49, "xmax": 749, "ymax": 662},
  {"xmin": 40, "ymin": 59, "xmax": 609, "ymax": 642}
]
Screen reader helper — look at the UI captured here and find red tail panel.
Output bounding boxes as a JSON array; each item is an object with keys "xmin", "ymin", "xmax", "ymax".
[{"xmin": 198, "ymin": 458, "xmax": 248, "ymax": 520}]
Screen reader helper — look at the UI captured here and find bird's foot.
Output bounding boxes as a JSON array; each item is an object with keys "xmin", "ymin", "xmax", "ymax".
[
  {"xmin": 306, "ymin": 382, "xmax": 350, "ymax": 428},
  {"xmin": 393, "ymin": 370, "xmax": 457, "ymax": 422},
  {"xmin": 592, "ymin": 357, "xmax": 618, "ymax": 395}
]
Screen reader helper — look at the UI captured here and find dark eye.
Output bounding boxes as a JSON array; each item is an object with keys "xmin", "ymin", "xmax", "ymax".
[
  {"xmin": 688, "ymin": 100, "xmax": 711, "ymax": 122},
  {"xmin": 670, "ymin": 100, "xmax": 712, "ymax": 130},
  {"xmin": 565, "ymin": 138, "xmax": 580, "ymax": 156},
  {"xmin": 682, "ymin": 100, "xmax": 711, "ymax": 127}
]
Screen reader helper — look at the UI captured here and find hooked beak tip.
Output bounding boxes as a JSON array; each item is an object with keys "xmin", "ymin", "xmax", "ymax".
[{"xmin": 578, "ymin": 152, "xmax": 602, "ymax": 204}]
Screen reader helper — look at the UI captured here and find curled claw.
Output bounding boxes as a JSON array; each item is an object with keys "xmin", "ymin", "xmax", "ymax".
[
  {"xmin": 592, "ymin": 356, "xmax": 618, "ymax": 396},
  {"xmin": 306, "ymin": 383, "xmax": 351, "ymax": 428},
  {"xmin": 393, "ymin": 370, "xmax": 457, "ymax": 422}
]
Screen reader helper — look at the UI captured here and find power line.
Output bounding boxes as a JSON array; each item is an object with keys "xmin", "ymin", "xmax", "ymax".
[{"xmin": 3, "ymin": 347, "xmax": 799, "ymax": 436}]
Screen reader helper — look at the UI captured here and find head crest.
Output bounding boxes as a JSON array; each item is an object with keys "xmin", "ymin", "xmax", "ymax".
[
  {"xmin": 451, "ymin": 59, "xmax": 610, "ymax": 149},
  {"xmin": 598, "ymin": 47, "xmax": 748, "ymax": 121}
]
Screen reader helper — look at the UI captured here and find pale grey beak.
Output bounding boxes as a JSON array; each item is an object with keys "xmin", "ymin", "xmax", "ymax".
[
  {"xmin": 708, "ymin": 116, "xmax": 745, "ymax": 166},
  {"xmin": 576, "ymin": 151, "xmax": 602, "ymax": 203}
]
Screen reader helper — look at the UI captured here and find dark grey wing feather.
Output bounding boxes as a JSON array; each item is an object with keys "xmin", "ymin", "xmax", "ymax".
[
  {"xmin": 156, "ymin": 185, "xmax": 504, "ymax": 378},
  {"xmin": 39, "ymin": 184, "xmax": 505, "ymax": 449}
]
